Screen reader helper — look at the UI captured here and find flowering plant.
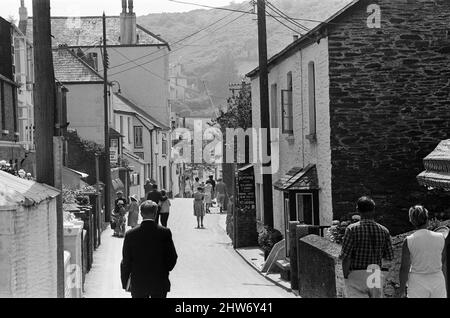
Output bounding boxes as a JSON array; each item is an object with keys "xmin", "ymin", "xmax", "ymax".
[{"xmin": 258, "ymin": 225, "xmax": 283, "ymax": 254}]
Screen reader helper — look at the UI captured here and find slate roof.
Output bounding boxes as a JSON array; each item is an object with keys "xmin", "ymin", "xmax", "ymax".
[
  {"xmin": 52, "ymin": 48, "xmax": 104, "ymax": 83},
  {"xmin": 25, "ymin": 16, "xmax": 168, "ymax": 47},
  {"xmin": 114, "ymin": 93, "xmax": 169, "ymax": 130},
  {"xmin": 273, "ymin": 164, "xmax": 319, "ymax": 191}
]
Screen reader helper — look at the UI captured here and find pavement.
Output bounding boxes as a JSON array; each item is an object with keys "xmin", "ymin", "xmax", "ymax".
[{"xmin": 83, "ymin": 198, "xmax": 296, "ymax": 298}]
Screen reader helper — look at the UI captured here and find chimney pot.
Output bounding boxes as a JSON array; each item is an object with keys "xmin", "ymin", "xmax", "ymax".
[
  {"xmin": 122, "ymin": 0, "xmax": 127, "ymax": 13},
  {"xmin": 128, "ymin": 0, "xmax": 134, "ymax": 13}
]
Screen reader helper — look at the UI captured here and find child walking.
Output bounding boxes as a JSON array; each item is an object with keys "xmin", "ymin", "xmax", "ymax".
[{"xmin": 159, "ymin": 190, "xmax": 171, "ymax": 228}]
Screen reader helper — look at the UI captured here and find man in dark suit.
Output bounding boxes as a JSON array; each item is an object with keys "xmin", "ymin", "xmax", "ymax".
[
  {"xmin": 147, "ymin": 184, "xmax": 163, "ymax": 224},
  {"xmin": 121, "ymin": 201, "xmax": 178, "ymax": 298}
]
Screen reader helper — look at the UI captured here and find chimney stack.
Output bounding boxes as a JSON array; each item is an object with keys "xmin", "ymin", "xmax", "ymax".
[
  {"xmin": 293, "ymin": 34, "xmax": 299, "ymax": 42},
  {"xmin": 19, "ymin": 0, "xmax": 28, "ymax": 34},
  {"xmin": 120, "ymin": 0, "xmax": 137, "ymax": 45}
]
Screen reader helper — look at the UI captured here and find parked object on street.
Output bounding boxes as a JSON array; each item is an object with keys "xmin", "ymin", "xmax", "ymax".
[
  {"xmin": 121, "ymin": 201, "xmax": 178, "ymax": 298},
  {"xmin": 398, "ymin": 205, "xmax": 447, "ymax": 298}
]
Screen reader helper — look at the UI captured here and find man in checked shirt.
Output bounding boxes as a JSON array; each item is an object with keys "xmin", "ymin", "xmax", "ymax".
[{"xmin": 340, "ymin": 196, "xmax": 394, "ymax": 298}]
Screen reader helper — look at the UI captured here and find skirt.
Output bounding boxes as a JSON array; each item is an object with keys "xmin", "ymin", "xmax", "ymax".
[{"xmin": 193, "ymin": 200, "xmax": 205, "ymax": 217}]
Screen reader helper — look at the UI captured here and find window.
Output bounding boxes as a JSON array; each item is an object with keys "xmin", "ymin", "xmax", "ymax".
[
  {"xmin": 281, "ymin": 71, "xmax": 293, "ymax": 134},
  {"xmin": 134, "ymin": 126, "xmax": 143, "ymax": 148},
  {"xmin": 296, "ymin": 193, "xmax": 315, "ymax": 225},
  {"xmin": 270, "ymin": 84, "xmax": 278, "ymax": 129},
  {"xmin": 119, "ymin": 116, "xmax": 124, "ymax": 134},
  {"xmin": 162, "ymin": 134, "xmax": 167, "ymax": 156},
  {"xmin": 127, "ymin": 117, "xmax": 132, "ymax": 144},
  {"xmin": 0, "ymin": 82, "xmax": 5, "ymax": 131},
  {"xmin": 308, "ymin": 62, "xmax": 317, "ymax": 139},
  {"xmin": 281, "ymin": 89, "xmax": 293, "ymax": 134}
]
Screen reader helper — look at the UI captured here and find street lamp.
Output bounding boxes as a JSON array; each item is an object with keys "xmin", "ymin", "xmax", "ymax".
[{"xmin": 110, "ymin": 80, "xmax": 121, "ymax": 94}]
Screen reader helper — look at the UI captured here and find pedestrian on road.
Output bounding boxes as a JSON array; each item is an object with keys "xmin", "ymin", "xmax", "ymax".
[
  {"xmin": 159, "ymin": 190, "xmax": 171, "ymax": 228},
  {"xmin": 339, "ymin": 196, "xmax": 394, "ymax": 298},
  {"xmin": 127, "ymin": 194, "xmax": 140, "ymax": 229},
  {"xmin": 113, "ymin": 202, "xmax": 127, "ymax": 238},
  {"xmin": 184, "ymin": 177, "xmax": 192, "ymax": 198},
  {"xmin": 206, "ymin": 175, "xmax": 216, "ymax": 199},
  {"xmin": 398, "ymin": 205, "xmax": 448, "ymax": 298},
  {"xmin": 193, "ymin": 177, "xmax": 201, "ymax": 193},
  {"xmin": 121, "ymin": 201, "xmax": 178, "ymax": 298},
  {"xmin": 144, "ymin": 179, "xmax": 153, "ymax": 198},
  {"xmin": 215, "ymin": 179, "xmax": 227, "ymax": 214},
  {"xmin": 193, "ymin": 187, "xmax": 205, "ymax": 229},
  {"xmin": 147, "ymin": 184, "xmax": 163, "ymax": 225},
  {"xmin": 204, "ymin": 182, "xmax": 213, "ymax": 214}
]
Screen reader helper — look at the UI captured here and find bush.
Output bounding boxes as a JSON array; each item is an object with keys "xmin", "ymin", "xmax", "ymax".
[{"xmin": 258, "ymin": 225, "xmax": 283, "ymax": 255}]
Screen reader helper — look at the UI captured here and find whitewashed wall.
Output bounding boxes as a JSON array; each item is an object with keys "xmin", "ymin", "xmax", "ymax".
[{"xmin": 0, "ymin": 199, "xmax": 57, "ymax": 298}]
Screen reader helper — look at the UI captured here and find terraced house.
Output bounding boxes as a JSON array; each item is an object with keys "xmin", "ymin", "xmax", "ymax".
[
  {"xmin": 247, "ymin": 0, "xmax": 450, "ymax": 246},
  {"xmin": 20, "ymin": 0, "xmax": 172, "ymax": 194}
]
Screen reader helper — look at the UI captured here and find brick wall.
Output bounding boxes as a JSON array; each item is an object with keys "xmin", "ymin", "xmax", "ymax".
[{"xmin": 328, "ymin": 0, "xmax": 450, "ymax": 234}]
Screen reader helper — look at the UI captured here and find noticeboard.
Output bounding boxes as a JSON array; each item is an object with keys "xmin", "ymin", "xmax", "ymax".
[{"xmin": 237, "ymin": 167, "xmax": 256, "ymax": 213}]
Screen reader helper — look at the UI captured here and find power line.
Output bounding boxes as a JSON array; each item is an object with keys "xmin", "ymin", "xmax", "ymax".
[
  {"xmin": 105, "ymin": 2, "xmax": 250, "ymax": 72},
  {"xmin": 265, "ymin": 1, "xmax": 310, "ymax": 32},
  {"xmin": 265, "ymin": 8, "xmax": 303, "ymax": 35},
  {"xmin": 168, "ymin": 0, "xmax": 343, "ymax": 25},
  {"xmin": 109, "ymin": 11, "xmax": 249, "ymax": 77}
]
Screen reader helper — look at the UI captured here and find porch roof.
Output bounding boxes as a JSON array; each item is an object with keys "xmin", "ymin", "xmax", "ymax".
[
  {"xmin": 417, "ymin": 139, "xmax": 450, "ymax": 190},
  {"xmin": 273, "ymin": 164, "xmax": 319, "ymax": 191}
]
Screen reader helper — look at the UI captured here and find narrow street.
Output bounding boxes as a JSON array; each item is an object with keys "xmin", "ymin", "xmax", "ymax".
[{"xmin": 83, "ymin": 199, "xmax": 295, "ymax": 298}]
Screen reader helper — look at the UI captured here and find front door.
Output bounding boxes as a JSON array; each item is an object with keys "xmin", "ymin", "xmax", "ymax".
[{"xmin": 284, "ymin": 193, "xmax": 290, "ymax": 257}]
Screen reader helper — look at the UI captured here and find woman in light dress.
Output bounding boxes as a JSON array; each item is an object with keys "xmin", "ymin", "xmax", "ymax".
[
  {"xmin": 127, "ymin": 195, "xmax": 140, "ymax": 229},
  {"xmin": 193, "ymin": 187, "xmax": 205, "ymax": 229},
  {"xmin": 398, "ymin": 205, "xmax": 448, "ymax": 298},
  {"xmin": 204, "ymin": 182, "xmax": 213, "ymax": 214}
]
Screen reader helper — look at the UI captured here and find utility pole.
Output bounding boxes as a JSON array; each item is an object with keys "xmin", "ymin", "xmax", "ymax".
[
  {"xmin": 33, "ymin": 0, "xmax": 65, "ymax": 298},
  {"xmin": 257, "ymin": 0, "xmax": 274, "ymax": 228},
  {"xmin": 102, "ymin": 13, "xmax": 112, "ymax": 223}
]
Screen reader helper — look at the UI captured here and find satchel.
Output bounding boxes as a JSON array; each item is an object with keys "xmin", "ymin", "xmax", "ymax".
[{"xmin": 125, "ymin": 277, "xmax": 131, "ymax": 293}]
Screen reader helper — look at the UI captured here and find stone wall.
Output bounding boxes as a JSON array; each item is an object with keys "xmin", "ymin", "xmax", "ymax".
[
  {"xmin": 297, "ymin": 235, "xmax": 345, "ymax": 298},
  {"xmin": 327, "ymin": 0, "xmax": 450, "ymax": 234}
]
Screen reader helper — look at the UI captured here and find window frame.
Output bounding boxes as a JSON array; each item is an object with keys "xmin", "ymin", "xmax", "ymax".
[
  {"xmin": 281, "ymin": 89, "xmax": 293, "ymax": 135},
  {"xmin": 134, "ymin": 126, "xmax": 144, "ymax": 149}
]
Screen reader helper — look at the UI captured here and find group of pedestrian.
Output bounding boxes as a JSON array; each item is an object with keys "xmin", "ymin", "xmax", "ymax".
[
  {"xmin": 111, "ymin": 183, "xmax": 172, "ymax": 237},
  {"xmin": 190, "ymin": 176, "xmax": 228, "ymax": 229},
  {"xmin": 340, "ymin": 196, "xmax": 448, "ymax": 298}
]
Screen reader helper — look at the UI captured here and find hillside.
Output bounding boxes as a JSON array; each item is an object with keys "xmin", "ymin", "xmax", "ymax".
[{"xmin": 138, "ymin": 0, "xmax": 352, "ymax": 116}]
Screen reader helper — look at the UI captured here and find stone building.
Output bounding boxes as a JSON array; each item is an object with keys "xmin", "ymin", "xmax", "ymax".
[{"xmin": 247, "ymin": 0, "xmax": 450, "ymax": 238}]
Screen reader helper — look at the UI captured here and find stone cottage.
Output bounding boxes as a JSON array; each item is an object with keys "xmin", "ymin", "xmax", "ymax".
[{"xmin": 247, "ymin": 0, "xmax": 450, "ymax": 243}]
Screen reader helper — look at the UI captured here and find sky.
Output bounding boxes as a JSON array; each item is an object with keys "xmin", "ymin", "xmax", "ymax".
[{"xmin": 1, "ymin": 0, "xmax": 237, "ymax": 21}]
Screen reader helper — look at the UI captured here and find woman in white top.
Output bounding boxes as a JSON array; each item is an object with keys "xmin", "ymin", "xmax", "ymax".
[{"xmin": 398, "ymin": 205, "xmax": 447, "ymax": 298}]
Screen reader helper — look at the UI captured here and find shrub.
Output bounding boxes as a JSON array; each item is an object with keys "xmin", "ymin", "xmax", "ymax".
[{"xmin": 258, "ymin": 225, "xmax": 283, "ymax": 255}]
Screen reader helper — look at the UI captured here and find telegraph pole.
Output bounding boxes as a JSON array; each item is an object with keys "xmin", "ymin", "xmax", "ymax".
[
  {"xmin": 102, "ymin": 13, "xmax": 112, "ymax": 223},
  {"xmin": 33, "ymin": 0, "xmax": 65, "ymax": 298},
  {"xmin": 257, "ymin": 0, "xmax": 274, "ymax": 228}
]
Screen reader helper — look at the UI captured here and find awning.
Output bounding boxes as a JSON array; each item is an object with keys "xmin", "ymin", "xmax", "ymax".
[
  {"xmin": 273, "ymin": 164, "xmax": 319, "ymax": 191},
  {"xmin": 238, "ymin": 164, "xmax": 254, "ymax": 172},
  {"xmin": 112, "ymin": 178, "xmax": 125, "ymax": 192},
  {"xmin": 417, "ymin": 139, "xmax": 450, "ymax": 190}
]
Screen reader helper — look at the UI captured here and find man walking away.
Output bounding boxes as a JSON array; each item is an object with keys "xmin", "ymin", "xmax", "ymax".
[
  {"xmin": 340, "ymin": 196, "xmax": 394, "ymax": 298},
  {"xmin": 121, "ymin": 201, "xmax": 178, "ymax": 298},
  {"xmin": 144, "ymin": 179, "xmax": 153, "ymax": 198},
  {"xmin": 215, "ymin": 179, "xmax": 227, "ymax": 214},
  {"xmin": 147, "ymin": 184, "xmax": 163, "ymax": 225},
  {"xmin": 206, "ymin": 175, "xmax": 216, "ymax": 198}
]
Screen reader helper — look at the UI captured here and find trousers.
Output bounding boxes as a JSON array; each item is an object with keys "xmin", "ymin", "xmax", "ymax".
[
  {"xmin": 408, "ymin": 272, "xmax": 447, "ymax": 298},
  {"xmin": 345, "ymin": 270, "xmax": 384, "ymax": 298}
]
